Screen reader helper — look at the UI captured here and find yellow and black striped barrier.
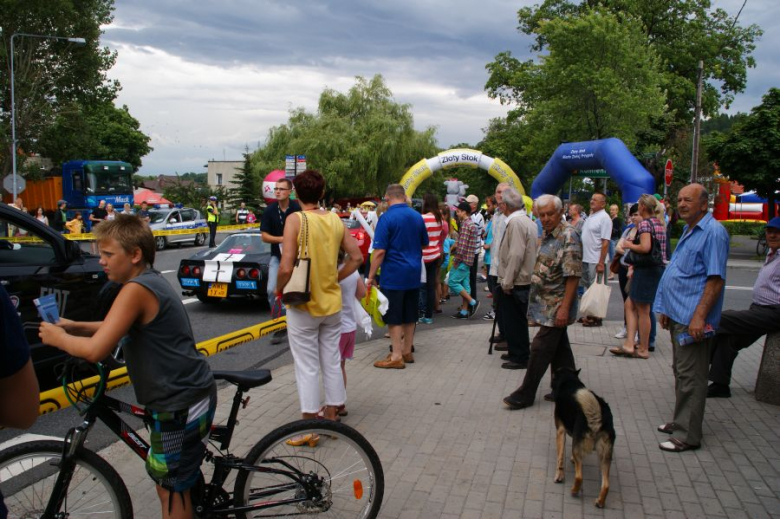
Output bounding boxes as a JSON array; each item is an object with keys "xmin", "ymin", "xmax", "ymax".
[
  {"xmin": 37, "ymin": 315, "xmax": 286, "ymax": 415},
  {"xmin": 3, "ymin": 223, "xmax": 261, "ymax": 243}
]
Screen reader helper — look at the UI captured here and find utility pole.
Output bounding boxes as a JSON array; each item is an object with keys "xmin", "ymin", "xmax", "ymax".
[{"xmin": 690, "ymin": 60, "xmax": 704, "ymax": 183}]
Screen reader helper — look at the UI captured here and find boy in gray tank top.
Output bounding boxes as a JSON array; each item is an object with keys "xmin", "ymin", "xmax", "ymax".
[{"xmin": 40, "ymin": 214, "xmax": 216, "ymax": 518}]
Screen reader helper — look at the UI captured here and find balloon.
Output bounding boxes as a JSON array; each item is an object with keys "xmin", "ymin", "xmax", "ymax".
[{"xmin": 263, "ymin": 170, "xmax": 287, "ymax": 203}]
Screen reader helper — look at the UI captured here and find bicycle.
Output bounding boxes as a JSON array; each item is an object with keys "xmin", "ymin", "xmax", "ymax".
[
  {"xmin": 0, "ymin": 360, "xmax": 384, "ymax": 518},
  {"xmin": 757, "ymin": 228, "xmax": 768, "ymax": 256}
]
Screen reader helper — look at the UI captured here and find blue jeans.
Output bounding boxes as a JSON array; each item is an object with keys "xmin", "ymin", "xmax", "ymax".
[{"xmin": 267, "ymin": 256, "xmax": 286, "ymax": 316}]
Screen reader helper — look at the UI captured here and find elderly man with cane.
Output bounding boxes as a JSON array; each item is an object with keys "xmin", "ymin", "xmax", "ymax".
[{"xmin": 493, "ymin": 188, "xmax": 538, "ymax": 369}]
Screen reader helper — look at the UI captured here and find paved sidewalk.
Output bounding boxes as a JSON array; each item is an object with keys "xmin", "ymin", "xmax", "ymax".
[{"xmin": 98, "ymin": 320, "xmax": 780, "ymax": 518}]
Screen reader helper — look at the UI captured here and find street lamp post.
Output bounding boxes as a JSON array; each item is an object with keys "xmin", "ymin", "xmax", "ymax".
[{"xmin": 9, "ymin": 33, "xmax": 86, "ymax": 202}]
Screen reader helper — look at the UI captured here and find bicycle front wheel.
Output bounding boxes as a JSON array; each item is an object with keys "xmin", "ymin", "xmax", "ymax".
[
  {"xmin": 234, "ymin": 419, "xmax": 384, "ymax": 518},
  {"xmin": 0, "ymin": 440, "xmax": 133, "ymax": 519}
]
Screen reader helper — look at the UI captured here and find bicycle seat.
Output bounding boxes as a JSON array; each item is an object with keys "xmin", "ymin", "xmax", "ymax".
[{"xmin": 212, "ymin": 370, "xmax": 272, "ymax": 390}]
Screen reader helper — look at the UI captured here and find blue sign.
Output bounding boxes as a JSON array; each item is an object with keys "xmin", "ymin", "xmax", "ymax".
[
  {"xmin": 180, "ymin": 278, "xmax": 200, "ymax": 287},
  {"xmin": 235, "ymin": 280, "xmax": 257, "ymax": 290}
]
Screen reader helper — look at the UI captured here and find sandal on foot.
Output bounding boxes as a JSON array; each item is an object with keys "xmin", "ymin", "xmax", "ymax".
[
  {"xmin": 316, "ymin": 406, "xmax": 341, "ymax": 422},
  {"xmin": 657, "ymin": 422, "xmax": 677, "ymax": 434},
  {"xmin": 659, "ymin": 437, "xmax": 699, "ymax": 452},
  {"xmin": 609, "ymin": 347, "xmax": 633, "ymax": 357}
]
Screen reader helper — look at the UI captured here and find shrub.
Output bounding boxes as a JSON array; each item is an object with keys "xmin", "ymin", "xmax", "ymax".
[{"xmin": 669, "ymin": 219, "xmax": 764, "ymax": 238}]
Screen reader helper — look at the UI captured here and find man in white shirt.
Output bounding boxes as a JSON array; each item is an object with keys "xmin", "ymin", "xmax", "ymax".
[
  {"xmin": 579, "ymin": 192, "xmax": 612, "ymax": 326},
  {"xmin": 466, "ymin": 194, "xmax": 485, "ymax": 304}
]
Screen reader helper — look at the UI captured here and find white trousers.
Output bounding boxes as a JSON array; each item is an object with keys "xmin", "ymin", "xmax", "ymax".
[{"xmin": 286, "ymin": 307, "xmax": 346, "ymax": 413}]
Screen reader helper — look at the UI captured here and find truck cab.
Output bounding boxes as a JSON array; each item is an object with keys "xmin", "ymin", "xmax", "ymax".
[{"xmin": 62, "ymin": 160, "xmax": 134, "ymax": 211}]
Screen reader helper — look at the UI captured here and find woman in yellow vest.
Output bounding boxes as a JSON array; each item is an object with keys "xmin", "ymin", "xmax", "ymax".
[
  {"xmin": 206, "ymin": 196, "xmax": 219, "ymax": 247},
  {"xmin": 277, "ymin": 170, "xmax": 363, "ymax": 446}
]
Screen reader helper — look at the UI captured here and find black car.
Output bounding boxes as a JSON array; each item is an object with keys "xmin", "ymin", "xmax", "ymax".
[
  {"xmin": 178, "ymin": 229, "xmax": 272, "ymax": 304},
  {"xmin": 0, "ymin": 203, "xmax": 116, "ymax": 391}
]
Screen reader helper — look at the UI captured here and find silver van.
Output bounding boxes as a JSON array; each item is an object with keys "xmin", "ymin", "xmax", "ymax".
[{"xmin": 148, "ymin": 207, "xmax": 207, "ymax": 250}]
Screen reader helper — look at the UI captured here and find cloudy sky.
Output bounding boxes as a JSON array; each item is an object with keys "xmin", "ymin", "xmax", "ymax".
[{"xmin": 101, "ymin": 0, "xmax": 779, "ymax": 176}]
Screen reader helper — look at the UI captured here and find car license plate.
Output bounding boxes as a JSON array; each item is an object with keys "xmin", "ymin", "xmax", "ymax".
[{"xmin": 207, "ymin": 282, "xmax": 228, "ymax": 297}]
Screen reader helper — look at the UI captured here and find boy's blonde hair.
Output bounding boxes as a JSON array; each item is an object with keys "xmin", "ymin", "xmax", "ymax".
[{"xmin": 92, "ymin": 214, "xmax": 156, "ymax": 267}]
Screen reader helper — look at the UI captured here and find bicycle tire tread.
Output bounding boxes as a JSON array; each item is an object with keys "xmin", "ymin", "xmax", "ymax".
[
  {"xmin": 0, "ymin": 439, "xmax": 133, "ymax": 519},
  {"xmin": 233, "ymin": 419, "xmax": 384, "ymax": 519}
]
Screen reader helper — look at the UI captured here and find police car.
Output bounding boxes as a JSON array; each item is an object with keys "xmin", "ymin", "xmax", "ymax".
[
  {"xmin": 148, "ymin": 207, "xmax": 208, "ymax": 250},
  {"xmin": 0, "ymin": 203, "xmax": 116, "ymax": 391},
  {"xmin": 177, "ymin": 229, "xmax": 272, "ymax": 304}
]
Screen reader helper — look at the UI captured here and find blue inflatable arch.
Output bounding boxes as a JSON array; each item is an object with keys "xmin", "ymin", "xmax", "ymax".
[{"xmin": 530, "ymin": 138, "xmax": 656, "ymax": 203}]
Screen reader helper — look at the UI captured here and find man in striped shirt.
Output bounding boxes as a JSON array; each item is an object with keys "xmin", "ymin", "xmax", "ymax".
[
  {"xmin": 654, "ymin": 184, "xmax": 729, "ymax": 453},
  {"xmin": 707, "ymin": 216, "xmax": 780, "ymax": 398},
  {"xmin": 449, "ymin": 202, "xmax": 481, "ymax": 319}
]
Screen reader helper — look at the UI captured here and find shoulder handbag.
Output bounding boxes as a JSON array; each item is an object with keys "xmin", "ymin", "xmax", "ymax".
[
  {"xmin": 625, "ymin": 228, "xmax": 663, "ymax": 268},
  {"xmin": 282, "ymin": 212, "xmax": 312, "ymax": 305},
  {"xmin": 609, "ymin": 253, "xmax": 622, "ymax": 274}
]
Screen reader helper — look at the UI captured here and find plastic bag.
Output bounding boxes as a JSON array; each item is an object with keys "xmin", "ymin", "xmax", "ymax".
[
  {"xmin": 579, "ymin": 273, "xmax": 611, "ymax": 319},
  {"xmin": 360, "ymin": 286, "xmax": 388, "ymax": 328},
  {"xmin": 354, "ymin": 297, "xmax": 373, "ymax": 338}
]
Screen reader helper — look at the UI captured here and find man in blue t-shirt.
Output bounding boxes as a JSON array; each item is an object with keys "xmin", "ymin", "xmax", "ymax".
[
  {"xmin": 0, "ymin": 285, "xmax": 40, "ymax": 517},
  {"xmin": 367, "ymin": 184, "xmax": 428, "ymax": 369}
]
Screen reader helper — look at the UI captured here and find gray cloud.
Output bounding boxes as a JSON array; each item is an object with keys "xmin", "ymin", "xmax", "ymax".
[{"xmin": 101, "ymin": 0, "xmax": 777, "ymax": 176}]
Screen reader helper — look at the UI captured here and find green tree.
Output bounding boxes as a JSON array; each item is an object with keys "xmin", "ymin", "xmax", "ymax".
[
  {"xmin": 252, "ymin": 75, "xmax": 439, "ymax": 198},
  {"xmin": 0, "ymin": 0, "xmax": 120, "ymax": 175},
  {"xmin": 227, "ymin": 148, "xmax": 262, "ymax": 209},
  {"xmin": 706, "ymin": 88, "xmax": 780, "ymax": 219},
  {"xmin": 513, "ymin": 0, "xmax": 762, "ymax": 122},
  {"xmin": 37, "ymin": 101, "xmax": 152, "ymax": 170},
  {"xmin": 163, "ymin": 182, "xmax": 226, "ymax": 215},
  {"xmin": 486, "ymin": 9, "xmax": 666, "ymax": 164}
]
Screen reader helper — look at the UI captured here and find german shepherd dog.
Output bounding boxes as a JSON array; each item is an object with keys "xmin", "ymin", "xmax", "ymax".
[{"xmin": 552, "ymin": 367, "xmax": 616, "ymax": 508}]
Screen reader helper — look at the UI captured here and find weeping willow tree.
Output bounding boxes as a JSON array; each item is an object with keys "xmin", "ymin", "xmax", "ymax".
[{"xmin": 251, "ymin": 75, "xmax": 439, "ymax": 198}]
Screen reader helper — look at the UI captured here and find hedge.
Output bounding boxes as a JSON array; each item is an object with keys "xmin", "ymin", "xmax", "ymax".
[{"xmin": 668, "ymin": 220, "xmax": 765, "ymax": 239}]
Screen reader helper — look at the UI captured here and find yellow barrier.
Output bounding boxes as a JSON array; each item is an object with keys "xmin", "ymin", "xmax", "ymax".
[
  {"xmin": 3, "ymin": 223, "xmax": 261, "ymax": 243},
  {"xmin": 37, "ymin": 315, "xmax": 287, "ymax": 415}
]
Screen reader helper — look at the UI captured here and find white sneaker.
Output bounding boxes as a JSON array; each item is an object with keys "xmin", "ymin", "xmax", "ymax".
[{"xmin": 614, "ymin": 327, "xmax": 627, "ymax": 339}]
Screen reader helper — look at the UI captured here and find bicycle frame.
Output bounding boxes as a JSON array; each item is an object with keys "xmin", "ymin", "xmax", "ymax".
[{"xmin": 47, "ymin": 378, "xmax": 327, "ymax": 517}]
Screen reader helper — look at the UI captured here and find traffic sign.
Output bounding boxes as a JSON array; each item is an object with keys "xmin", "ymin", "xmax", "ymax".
[
  {"xmin": 664, "ymin": 159, "xmax": 673, "ymax": 187},
  {"xmin": 3, "ymin": 174, "xmax": 25, "ymax": 195}
]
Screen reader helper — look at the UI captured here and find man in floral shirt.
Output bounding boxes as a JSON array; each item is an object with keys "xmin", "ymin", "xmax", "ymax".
[{"xmin": 503, "ymin": 194, "xmax": 582, "ymax": 410}]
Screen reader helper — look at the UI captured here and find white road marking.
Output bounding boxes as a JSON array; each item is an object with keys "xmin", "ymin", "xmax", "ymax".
[
  {"xmin": 0, "ymin": 433, "xmax": 60, "ymax": 451},
  {"xmin": 160, "ymin": 269, "xmax": 175, "ymax": 274},
  {"xmin": 725, "ymin": 286, "xmax": 753, "ymax": 291},
  {"xmin": 182, "ymin": 298, "xmax": 198, "ymax": 305}
]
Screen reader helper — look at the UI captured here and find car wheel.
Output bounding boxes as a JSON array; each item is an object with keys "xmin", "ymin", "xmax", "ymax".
[
  {"xmin": 155, "ymin": 236, "xmax": 167, "ymax": 251},
  {"xmin": 194, "ymin": 233, "xmax": 206, "ymax": 246},
  {"xmin": 196, "ymin": 293, "xmax": 220, "ymax": 304}
]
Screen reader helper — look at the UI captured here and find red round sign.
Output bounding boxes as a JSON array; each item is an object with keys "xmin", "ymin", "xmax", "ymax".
[{"xmin": 664, "ymin": 159, "xmax": 673, "ymax": 187}]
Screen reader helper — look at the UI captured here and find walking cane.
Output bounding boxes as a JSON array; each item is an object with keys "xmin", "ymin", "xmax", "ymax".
[{"xmin": 488, "ymin": 288, "xmax": 499, "ymax": 355}]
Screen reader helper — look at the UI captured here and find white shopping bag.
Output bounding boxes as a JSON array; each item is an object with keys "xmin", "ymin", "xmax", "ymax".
[{"xmin": 579, "ymin": 273, "xmax": 611, "ymax": 319}]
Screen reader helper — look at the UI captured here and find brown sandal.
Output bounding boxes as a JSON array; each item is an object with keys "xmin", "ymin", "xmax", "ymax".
[{"xmin": 659, "ymin": 437, "xmax": 699, "ymax": 452}]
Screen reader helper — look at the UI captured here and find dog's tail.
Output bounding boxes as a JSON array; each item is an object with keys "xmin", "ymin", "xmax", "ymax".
[{"xmin": 575, "ymin": 388, "xmax": 602, "ymax": 434}]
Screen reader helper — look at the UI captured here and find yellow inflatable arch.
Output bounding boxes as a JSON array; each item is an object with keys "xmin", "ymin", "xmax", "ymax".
[{"xmin": 400, "ymin": 148, "xmax": 526, "ymax": 197}]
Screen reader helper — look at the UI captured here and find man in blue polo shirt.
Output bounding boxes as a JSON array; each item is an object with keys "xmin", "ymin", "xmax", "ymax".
[
  {"xmin": 368, "ymin": 184, "xmax": 428, "ymax": 369},
  {"xmin": 654, "ymin": 183, "xmax": 729, "ymax": 453}
]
